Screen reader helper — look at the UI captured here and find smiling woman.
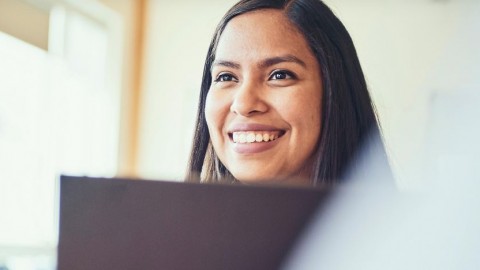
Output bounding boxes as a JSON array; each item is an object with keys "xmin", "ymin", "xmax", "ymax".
[
  {"xmin": 207, "ymin": 9, "xmax": 322, "ymax": 185},
  {"xmin": 187, "ymin": 0, "xmax": 389, "ymax": 186}
]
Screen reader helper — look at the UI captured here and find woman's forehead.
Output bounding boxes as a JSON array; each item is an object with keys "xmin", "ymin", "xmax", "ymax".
[{"xmin": 214, "ymin": 9, "xmax": 315, "ymax": 66}]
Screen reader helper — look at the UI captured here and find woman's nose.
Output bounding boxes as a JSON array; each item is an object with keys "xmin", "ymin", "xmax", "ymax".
[{"xmin": 229, "ymin": 81, "xmax": 268, "ymax": 116}]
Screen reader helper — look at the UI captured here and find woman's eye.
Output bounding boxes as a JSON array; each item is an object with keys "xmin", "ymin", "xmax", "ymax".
[
  {"xmin": 214, "ymin": 73, "xmax": 237, "ymax": 82},
  {"xmin": 269, "ymin": 70, "xmax": 295, "ymax": 80}
]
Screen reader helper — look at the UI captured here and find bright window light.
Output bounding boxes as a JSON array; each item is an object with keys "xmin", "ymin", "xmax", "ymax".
[{"xmin": 0, "ymin": 2, "xmax": 121, "ymax": 268}]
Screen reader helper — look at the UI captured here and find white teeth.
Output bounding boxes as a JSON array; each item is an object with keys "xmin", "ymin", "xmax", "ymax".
[
  {"xmin": 239, "ymin": 133, "xmax": 246, "ymax": 143},
  {"xmin": 246, "ymin": 132, "xmax": 255, "ymax": 143},
  {"xmin": 232, "ymin": 131, "xmax": 281, "ymax": 143}
]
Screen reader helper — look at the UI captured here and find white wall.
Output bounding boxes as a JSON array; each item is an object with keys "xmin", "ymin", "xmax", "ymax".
[
  {"xmin": 138, "ymin": 0, "xmax": 480, "ymax": 188},
  {"xmin": 325, "ymin": 0, "xmax": 480, "ymax": 189}
]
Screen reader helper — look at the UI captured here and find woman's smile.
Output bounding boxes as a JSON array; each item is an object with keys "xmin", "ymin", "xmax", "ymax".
[{"xmin": 227, "ymin": 123, "xmax": 287, "ymax": 154}]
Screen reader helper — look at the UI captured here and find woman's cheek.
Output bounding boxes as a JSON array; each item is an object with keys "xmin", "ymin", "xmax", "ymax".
[
  {"xmin": 204, "ymin": 92, "xmax": 216, "ymax": 133},
  {"xmin": 205, "ymin": 90, "xmax": 229, "ymax": 136}
]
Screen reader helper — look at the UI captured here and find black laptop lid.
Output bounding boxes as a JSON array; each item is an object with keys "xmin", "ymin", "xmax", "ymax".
[{"xmin": 58, "ymin": 175, "xmax": 328, "ymax": 270}]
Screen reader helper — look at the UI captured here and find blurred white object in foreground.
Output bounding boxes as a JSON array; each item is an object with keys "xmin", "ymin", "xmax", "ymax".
[{"xmin": 283, "ymin": 88, "xmax": 480, "ymax": 270}]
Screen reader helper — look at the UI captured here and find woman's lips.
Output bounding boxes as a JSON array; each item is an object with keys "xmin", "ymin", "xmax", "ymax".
[
  {"xmin": 227, "ymin": 123, "xmax": 286, "ymax": 154},
  {"xmin": 231, "ymin": 136, "xmax": 282, "ymax": 154}
]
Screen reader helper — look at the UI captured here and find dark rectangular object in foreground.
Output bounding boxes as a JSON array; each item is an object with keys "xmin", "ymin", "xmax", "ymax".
[{"xmin": 58, "ymin": 175, "xmax": 328, "ymax": 270}]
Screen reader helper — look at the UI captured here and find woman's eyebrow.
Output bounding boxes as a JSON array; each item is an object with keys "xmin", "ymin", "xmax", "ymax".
[
  {"xmin": 259, "ymin": 55, "xmax": 307, "ymax": 68},
  {"xmin": 211, "ymin": 55, "xmax": 306, "ymax": 71},
  {"xmin": 211, "ymin": 60, "xmax": 241, "ymax": 70}
]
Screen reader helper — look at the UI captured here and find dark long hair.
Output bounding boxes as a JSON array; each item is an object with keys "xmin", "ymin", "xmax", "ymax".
[{"xmin": 187, "ymin": 0, "xmax": 387, "ymax": 185}]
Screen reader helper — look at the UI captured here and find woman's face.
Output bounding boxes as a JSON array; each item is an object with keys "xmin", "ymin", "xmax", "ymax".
[{"xmin": 205, "ymin": 9, "xmax": 323, "ymax": 185}]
